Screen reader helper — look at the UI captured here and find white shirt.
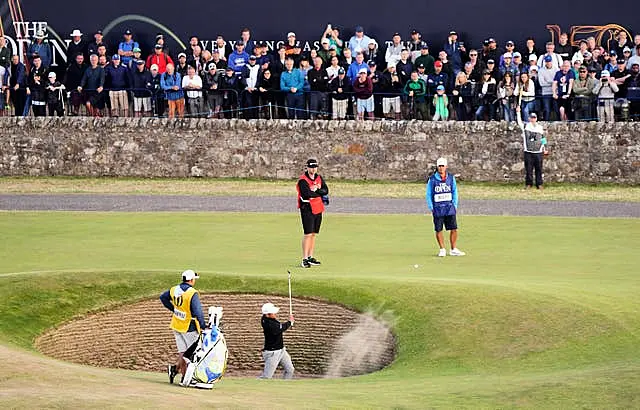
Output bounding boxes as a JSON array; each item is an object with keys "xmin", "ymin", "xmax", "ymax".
[
  {"xmin": 245, "ymin": 64, "xmax": 260, "ymax": 89},
  {"xmin": 0, "ymin": 66, "xmax": 6, "ymax": 88},
  {"xmin": 182, "ymin": 74, "xmax": 202, "ymax": 98}
]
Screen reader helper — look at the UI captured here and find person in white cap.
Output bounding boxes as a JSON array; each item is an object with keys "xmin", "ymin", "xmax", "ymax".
[
  {"xmin": 517, "ymin": 111, "xmax": 548, "ymax": 189},
  {"xmin": 259, "ymin": 302, "xmax": 295, "ymax": 379},
  {"xmin": 67, "ymin": 29, "xmax": 87, "ymax": 62},
  {"xmin": 426, "ymin": 158, "xmax": 465, "ymax": 257},
  {"xmin": 592, "ymin": 70, "xmax": 618, "ymax": 122},
  {"xmin": 45, "ymin": 71, "xmax": 65, "ymax": 117},
  {"xmin": 159, "ymin": 269, "xmax": 206, "ymax": 384}
]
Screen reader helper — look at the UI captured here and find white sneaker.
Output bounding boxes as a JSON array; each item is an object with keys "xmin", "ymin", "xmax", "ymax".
[
  {"xmin": 450, "ymin": 248, "xmax": 466, "ymax": 256},
  {"xmin": 438, "ymin": 248, "xmax": 446, "ymax": 257}
]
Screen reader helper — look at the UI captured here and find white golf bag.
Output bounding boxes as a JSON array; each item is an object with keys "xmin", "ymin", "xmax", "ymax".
[{"xmin": 181, "ymin": 306, "xmax": 228, "ymax": 389}]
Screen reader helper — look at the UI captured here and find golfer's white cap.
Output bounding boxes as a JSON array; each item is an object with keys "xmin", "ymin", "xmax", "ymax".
[
  {"xmin": 182, "ymin": 269, "xmax": 199, "ymax": 281},
  {"xmin": 262, "ymin": 303, "xmax": 280, "ymax": 315},
  {"xmin": 436, "ymin": 157, "xmax": 448, "ymax": 167},
  {"xmin": 287, "ymin": 32, "xmax": 296, "ymax": 38}
]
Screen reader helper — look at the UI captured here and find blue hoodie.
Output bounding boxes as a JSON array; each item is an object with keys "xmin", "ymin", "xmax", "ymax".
[
  {"xmin": 228, "ymin": 50, "xmax": 250, "ymax": 75},
  {"xmin": 426, "ymin": 171, "xmax": 458, "ymax": 215}
]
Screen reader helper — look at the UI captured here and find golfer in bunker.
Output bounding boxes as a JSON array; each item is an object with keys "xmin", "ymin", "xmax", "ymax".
[
  {"xmin": 159, "ymin": 269, "xmax": 206, "ymax": 384},
  {"xmin": 260, "ymin": 302, "xmax": 295, "ymax": 379}
]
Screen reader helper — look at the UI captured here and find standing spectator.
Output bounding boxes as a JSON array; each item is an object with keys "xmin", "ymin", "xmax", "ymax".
[
  {"xmin": 284, "ymin": 32, "xmax": 299, "ymax": 57},
  {"xmin": 443, "ymin": 30, "xmax": 465, "ymax": 75},
  {"xmin": 218, "ymin": 67, "xmax": 239, "ymax": 118},
  {"xmin": 593, "ymin": 70, "xmax": 618, "ymax": 122},
  {"xmin": 515, "ymin": 70, "xmax": 536, "ymax": 120},
  {"xmin": 308, "ymin": 57, "xmax": 329, "ymax": 119},
  {"xmin": 256, "ymin": 68, "xmax": 276, "ymax": 119},
  {"xmin": 0, "ymin": 61, "xmax": 7, "ymax": 116},
  {"xmin": 348, "ymin": 26, "xmax": 372, "ymax": 55},
  {"xmin": 67, "ymin": 29, "xmax": 87, "ymax": 62},
  {"xmin": 611, "ymin": 57, "xmax": 631, "ymax": 100},
  {"xmin": 396, "ymin": 49, "xmax": 413, "ymax": 85},
  {"xmin": 499, "ymin": 41, "xmax": 517, "ymax": 66},
  {"xmin": 183, "ymin": 36, "xmax": 199, "ymax": 59},
  {"xmin": 426, "ymin": 157, "xmax": 465, "ymax": 257},
  {"xmin": 627, "ymin": 45, "xmax": 640, "ymax": 70},
  {"xmin": 211, "ymin": 49, "xmax": 227, "ymax": 71},
  {"xmin": 612, "ymin": 31, "xmax": 631, "ymax": 58},
  {"xmin": 175, "ymin": 53, "xmax": 189, "ymax": 78},
  {"xmin": 154, "ymin": 34, "xmax": 171, "ymax": 64},
  {"xmin": 572, "ymin": 65, "xmax": 596, "ymax": 121},
  {"xmin": 437, "ymin": 51, "xmax": 454, "ymax": 88},
  {"xmin": 87, "ymin": 30, "xmax": 108, "ymax": 58},
  {"xmin": 512, "ymin": 52, "xmax": 525, "ymax": 73},
  {"xmin": 385, "ymin": 33, "xmax": 404, "ymax": 67},
  {"xmin": 149, "ymin": 64, "xmax": 165, "ymax": 117},
  {"xmin": 626, "ymin": 63, "xmax": 640, "ymax": 118},
  {"xmin": 146, "ymin": 44, "xmax": 173, "ymax": 74},
  {"xmin": 213, "ymin": 36, "xmax": 232, "ymax": 61},
  {"xmin": 105, "ymin": 54, "xmax": 130, "ymax": 117},
  {"xmin": 240, "ymin": 55, "xmax": 260, "ymax": 119},
  {"xmin": 26, "ymin": 55, "xmax": 48, "ymax": 116},
  {"xmin": 228, "ymin": 42, "xmax": 250, "ymax": 77},
  {"xmin": 432, "ymin": 85, "xmax": 449, "ymax": 120},
  {"xmin": 326, "ymin": 55, "xmax": 341, "ymax": 80},
  {"xmin": 340, "ymin": 47, "xmax": 354, "ymax": 69},
  {"xmin": 347, "ymin": 51, "xmax": 368, "ymax": 83},
  {"xmin": 522, "ymin": 37, "xmax": 539, "ymax": 63},
  {"xmin": 0, "ymin": 36, "xmax": 11, "ymax": 68},
  {"xmin": 280, "ymin": 58, "xmax": 305, "ymax": 119},
  {"xmin": 499, "ymin": 53, "xmax": 518, "ymax": 80},
  {"xmin": 426, "ymin": 61, "xmax": 448, "ymax": 97},
  {"xmin": 556, "ymin": 33, "xmax": 575, "ymax": 62},
  {"xmin": 403, "ymin": 71, "xmax": 428, "ymax": 120},
  {"xmin": 318, "ymin": 38, "xmax": 332, "ymax": 64},
  {"xmin": 8, "ymin": 55, "xmax": 27, "ymax": 116},
  {"xmin": 131, "ymin": 59, "xmax": 153, "ymax": 117},
  {"xmin": 497, "ymin": 72, "xmax": 516, "ymax": 122},
  {"xmin": 572, "ymin": 40, "xmax": 589, "ymax": 62},
  {"xmin": 552, "ymin": 60, "xmax": 575, "ymax": 121},
  {"xmin": 328, "ymin": 67, "xmax": 351, "ymax": 120},
  {"xmin": 240, "ymin": 28, "xmax": 254, "ymax": 56},
  {"xmin": 537, "ymin": 42, "xmax": 563, "ymax": 69},
  {"xmin": 27, "ymin": 30, "xmax": 52, "ymax": 68},
  {"xmin": 45, "ymin": 72, "xmax": 65, "ymax": 117},
  {"xmin": 353, "ymin": 68, "xmax": 374, "ymax": 120},
  {"xmin": 63, "ymin": 53, "xmax": 86, "ymax": 115},
  {"xmin": 517, "ymin": 112, "xmax": 548, "ymax": 189},
  {"xmin": 407, "ymin": 29, "xmax": 426, "ymax": 63},
  {"xmin": 203, "ymin": 63, "xmax": 222, "ymax": 118},
  {"xmin": 188, "ymin": 45, "xmax": 203, "ymax": 73},
  {"xmin": 364, "ymin": 39, "xmax": 382, "ymax": 68},
  {"xmin": 182, "ymin": 65, "xmax": 203, "ymax": 117},
  {"xmin": 117, "ymin": 30, "xmax": 138, "ymax": 67},
  {"xmin": 538, "ymin": 56, "xmax": 559, "ymax": 120},
  {"xmin": 414, "ymin": 45, "xmax": 435, "ymax": 75},
  {"xmin": 475, "ymin": 69, "xmax": 497, "ymax": 120},
  {"xmin": 633, "ymin": 35, "xmax": 640, "ymax": 57},
  {"xmin": 78, "ymin": 54, "xmax": 105, "ymax": 117},
  {"xmin": 321, "ymin": 24, "xmax": 344, "ymax": 56},
  {"xmin": 381, "ymin": 63, "xmax": 403, "ymax": 120},
  {"xmin": 452, "ymin": 71, "xmax": 474, "ymax": 121},
  {"xmin": 160, "ymin": 63, "xmax": 184, "ymax": 119}
]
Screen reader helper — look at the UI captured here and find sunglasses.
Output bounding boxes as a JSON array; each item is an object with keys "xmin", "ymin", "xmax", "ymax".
[
  {"xmin": 437, "ymin": 165, "xmax": 446, "ymax": 167},
  {"xmin": 469, "ymin": 53, "xmax": 477, "ymax": 56}
]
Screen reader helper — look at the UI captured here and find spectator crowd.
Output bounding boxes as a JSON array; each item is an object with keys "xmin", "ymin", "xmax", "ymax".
[{"xmin": 1, "ymin": 25, "xmax": 639, "ymax": 122}]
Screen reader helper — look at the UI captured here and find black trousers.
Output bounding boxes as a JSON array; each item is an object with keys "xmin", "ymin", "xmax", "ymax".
[
  {"xmin": 524, "ymin": 151, "xmax": 543, "ymax": 188},
  {"xmin": 11, "ymin": 89, "xmax": 26, "ymax": 116}
]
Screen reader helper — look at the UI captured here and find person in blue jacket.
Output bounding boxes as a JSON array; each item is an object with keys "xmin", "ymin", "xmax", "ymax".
[
  {"xmin": 227, "ymin": 41, "xmax": 250, "ymax": 77},
  {"xmin": 426, "ymin": 157, "xmax": 466, "ymax": 257},
  {"xmin": 27, "ymin": 30, "xmax": 52, "ymax": 68},
  {"xmin": 280, "ymin": 57, "xmax": 306, "ymax": 119}
]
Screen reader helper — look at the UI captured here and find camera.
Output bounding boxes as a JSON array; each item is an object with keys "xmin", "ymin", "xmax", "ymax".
[{"xmin": 602, "ymin": 78, "xmax": 608, "ymax": 82}]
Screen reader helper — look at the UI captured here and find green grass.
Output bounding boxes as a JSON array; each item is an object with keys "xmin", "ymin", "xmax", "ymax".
[
  {"xmin": 0, "ymin": 212, "xmax": 639, "ymax": 408},
  {"xmin": 1, "ymin": 176, "xmax": 639, "ymax": 201}
]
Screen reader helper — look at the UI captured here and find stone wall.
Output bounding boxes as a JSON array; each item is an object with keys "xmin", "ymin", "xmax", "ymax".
[{"xmin": 1, "ymin": 117, "xmax": 639, "ymax": 183}]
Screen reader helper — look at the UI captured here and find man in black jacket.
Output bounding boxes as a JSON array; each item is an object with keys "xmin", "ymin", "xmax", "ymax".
[
  {"xmin": 64, "ymin": 53, "xmax": 87, "ymax": 115},
  {"xmin": 308, "ymin": 56, "xmax": 329, "ymax": 119},
  {"xmin": 259, "ymin": 302, "xmax": 295, "ymax": 379}
]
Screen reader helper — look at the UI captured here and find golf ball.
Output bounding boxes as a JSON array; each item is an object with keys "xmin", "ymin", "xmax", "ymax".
[{"xmin": 414, "ymin": 264, "xmax": 419, "ymax": 268}]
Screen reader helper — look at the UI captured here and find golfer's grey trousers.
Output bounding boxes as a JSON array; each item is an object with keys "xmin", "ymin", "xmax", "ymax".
[{"xmin": 259, "ymin": 347, "xmax": 294, "ymax": 379}]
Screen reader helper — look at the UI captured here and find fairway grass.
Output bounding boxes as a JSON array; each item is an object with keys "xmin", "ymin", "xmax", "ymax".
[
  {"xmin": 1, "ymin": 212, "xmax": 639, "ymax": 408},
  {"xmin": 1, "ymin": 176, "xmax": 639, "ymax": 201}
]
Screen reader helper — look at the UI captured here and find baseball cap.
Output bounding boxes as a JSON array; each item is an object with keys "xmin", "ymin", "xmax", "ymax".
[
  {"xmin": 321, "ymin": 38, "xmax": 330, "ymax": 44},
  {"xmin": 609, "ymin": 50, "xmax": 617, "ymax": 56},
  {"xmin": 436, "ymin": 157, "xmax": 447, "ymax": 167},
  {"xmin": 306, "ymin": 158, "xmax": 319, "ymax": 168},
  {"xmin": 154, "ymin": 43, "xmax": 163, "ymax": 49},
  {"xmin": 261, "ymin": 303, "xmax": 280, "ymax": 315},
  {"xmin": 434, "ymin": 61, "xmax": 443, "ymax": 67},
  {"xmin": 617, "ymin": 58, "xmax": 626, "ymax": 64},
  {"xmin": 135, "ymin": 59, "xmax": 145, "ymax": 65},
  {"xmin": 528, "ymin": 66, "xmax": 538, "ymax": 72},
  {"xmin": 287, "ymin": 32, "xmax": 296, "ymax": 38},
  {"xmin": 623, "ymin": 46, "xmax": 632, "ymax": 53},
  {"xmin": 182, "ymin": 269, "xmax": 200, "ymax": 281},
  {"xmin": 207, "ymin": 62, "xmax": 216, "ymax": 70},
  {"xmin": 436, "ymin": 85, "xmax": 445, "ymax": 91},
  {"xmin": 449, "ymin": 30, "xmax": 457, "ymax": 36},
  {"xmin": 489, "ymin": 37, "xmax": 496, "ymax": 43},
  {"xmin": 124, "ymin": 29, "xmax": 132, "ymax": 35},
  {"xmin": 601, "ymin": 70, "xmax": 610, "ymax": 77},
  {"xmin": 503, "ymin": 53, "xmax": 512, "ymax": 58},
  {"xmin": 150, "ymin": 64, "xmax": 159, "ymax": 71},
  {"xmin": 249, "ymin": 55, "xmax": 257, "ymax": 60},
  {"xmin": 355, "ymin": 25, "xmax": 364, "ymax": 32},
  {"xmin": 506, "ymin": 40, "xmax": 515, "ymax": 46},
  {"xmin": 529, "ymin": 54, "xmax": 538, "ymax": 61},
  {"xmin": 236, "ymin": 40, "xmax": 245, "ymax": 46},
  {"xmin": 338, "ymin": 67, "xmax": 345, "ymax": 74},
  {"xmin": 368, "ymin": 60, "xmax": 376, "ymax": 66},
  {"xmin": 392, "ymin": 32, "xmax": 401, "ymax": 37},
  {"xmin": 487, "ymin": 59, "xmax": 495, "ymax": 64},
  {"xmin": 387, "ymin": 62, "xmax": 395, "ymax": 69},
  {"xmin": 112, "ymin": 54, "xmax": 120, "ymax": 60},
  {"xmin": 421, "ymin": 43, "xmax": 429, "ymax": 50},
  {"xmin": 410, "ymin": 29, "xmax": 419, "ymax": 35},
  {"xmin": 544, "ymin": 55, "xmax": 553, "ymax": 62},
  {"xmin": 212, "ymin": 49, "xmax": 220, "ymax": 54},
  {"xmin": 358, "ymin": 67, "xmax": 368, "ymax": 74},
  {"xmin": 483, "ymin": 69, "xmax": 491, "ymax": 74},
  {"xmin": 529, "ymin": 112, "xmax": 537, "ymax": 119},
  {"xmin": 513, "ymin": 52, "xmax": 522, "ymax": 58},
  {"xmin": 583, "ymin": 51, "xmax": 592, "ymax": 58},
  {"xmin": 329, "ymin": 45, "xmax": 337, "ymax": 51},
  {"xmin": 417, "ymin": 63, "xmax": 425, "ymax": 69},
  {"xmin": 225, "ymin": 66, "xmax": 234, "ymax": 71},
  {"xmin": 48, "ymin": 72, "xmax": 56, "ymax": 78},
  {"xmin": 94, "ymin": 30, "xmax": 103, "ymax": 36},
  {"xmin": 483, "ymin": 39, "xmax": 490, "ymax": 46},
  {"xmin": 178, "ymin": 52, "xmax": 187, "ymax": 59},
  {"xmin": 133, "ymin": 47, "xmax": 141, "ymax": 53}
]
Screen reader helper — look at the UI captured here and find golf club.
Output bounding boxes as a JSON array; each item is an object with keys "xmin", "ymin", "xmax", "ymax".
[{"xmin": 287, "ymin": 270, "xmax": 293, "ymax": 315}]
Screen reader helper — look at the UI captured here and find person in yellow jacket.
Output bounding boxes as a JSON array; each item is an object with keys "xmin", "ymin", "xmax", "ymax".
[{"xmin": 160, "ymin": 269, "xmax": 206, "ymax": 384}]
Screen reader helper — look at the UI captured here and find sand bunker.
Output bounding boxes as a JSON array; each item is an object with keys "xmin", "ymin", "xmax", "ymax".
[{"xmin": 36, "ymin": 294, "xmax": 395, "ymax": 378}]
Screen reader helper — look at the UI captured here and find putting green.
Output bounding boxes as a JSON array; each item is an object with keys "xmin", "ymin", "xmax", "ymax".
[{"xmin": 1, "ymin": 212, "xmax": 639, "ymax": 409}]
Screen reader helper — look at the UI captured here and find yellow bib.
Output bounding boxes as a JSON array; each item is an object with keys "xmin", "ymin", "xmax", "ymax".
[{"xmin": 169, "ymin": 285, "xmax": 200, "ymax": 333}]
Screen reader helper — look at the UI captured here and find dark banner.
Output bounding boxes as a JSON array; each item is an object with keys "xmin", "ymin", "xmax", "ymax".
[{"xmin": 0, "ymin": 0, "xmax": 636, "ymax": 66}]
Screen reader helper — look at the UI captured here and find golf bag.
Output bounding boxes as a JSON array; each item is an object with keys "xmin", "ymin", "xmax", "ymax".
[{"xmin": 181, "ymin": 306, "xmax": 228, "ymax": 389}]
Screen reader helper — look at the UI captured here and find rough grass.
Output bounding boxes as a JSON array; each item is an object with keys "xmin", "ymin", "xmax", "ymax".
[
  {"xmin": 0, "ymin": 212, "xmax": 639, "ymax": 408},
  {"xmin": 1, "ymin": 176, "xmax": 639, "ymax": 201}
]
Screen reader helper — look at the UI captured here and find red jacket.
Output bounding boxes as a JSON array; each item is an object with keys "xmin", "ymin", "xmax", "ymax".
[{"xmin": 146, "ymin": 53, "xmax": 174, "ymax": 74}]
